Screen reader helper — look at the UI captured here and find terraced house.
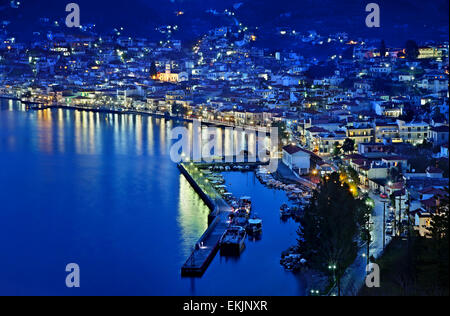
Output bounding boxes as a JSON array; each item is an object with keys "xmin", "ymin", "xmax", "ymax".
[
  {"xmin": 346, "ymin": 122, "xmax": 374, "ymax": 145},
  {"xmin": 397, "ymin": 120, "xmax": 429, "ymax": 145}
]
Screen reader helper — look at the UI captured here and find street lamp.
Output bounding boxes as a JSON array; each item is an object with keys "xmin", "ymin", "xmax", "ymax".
[
  {"xmin": 310, "ymin": 289, "xmax": 320, "ymax": 296},
  {"xmin": 328, "ymin": 264, "xmax": 337, "ymax": 285}
]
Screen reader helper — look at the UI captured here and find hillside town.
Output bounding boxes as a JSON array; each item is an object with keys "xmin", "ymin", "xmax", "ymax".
[{"xmin": 1, "ymin": 6, "xmax": 449, "ymax": 295}]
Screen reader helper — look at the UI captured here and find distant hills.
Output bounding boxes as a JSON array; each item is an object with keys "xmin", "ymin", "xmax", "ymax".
[{"xmin": 1, "ymin": 0, "xmax": 448, "ymax": 46}]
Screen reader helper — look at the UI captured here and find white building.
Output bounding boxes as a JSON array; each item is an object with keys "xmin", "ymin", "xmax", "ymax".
[
  {"xmin": 397, "ymin": 120, "xmax": 429, "ymax": 145},
  {"xmin": 282, "ymin": 145, "xmax": 311, "ymax": 175}
]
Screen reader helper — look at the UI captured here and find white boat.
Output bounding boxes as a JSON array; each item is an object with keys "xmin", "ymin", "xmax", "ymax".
[{"xmin": 247, "ymin": 218, "xmax": 262, "ymax": 235}]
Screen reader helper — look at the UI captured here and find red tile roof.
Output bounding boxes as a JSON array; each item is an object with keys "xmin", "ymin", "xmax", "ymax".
[{"xmin": 283, "ymin": 145, "xmax": 304, "ymax": 155}]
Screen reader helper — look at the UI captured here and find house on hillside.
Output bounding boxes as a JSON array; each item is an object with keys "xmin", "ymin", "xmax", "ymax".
[{"xmin": 282, "ymin": 145, "xmax": 311, "ymax": 175}]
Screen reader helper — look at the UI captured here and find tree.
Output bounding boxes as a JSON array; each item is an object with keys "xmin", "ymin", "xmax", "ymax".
[
  {"xmin": 405, "ymin": 40, "xmax": 419, "ymax": 60},
  {"xmin": 342, "ymin": 46, "xmax": 354, "ymax": 60},
  {"xmin": 305, "ymin": 63, "xmax": 337, "ymax": 80},
  {"xmin": 332, "ymin": 143, "xmax": 342, "ymax": 159},
  {"xmin": 271, "ymin": 121, "xmax": 290, "ymax": 148},
  {"xmin": 150, "ymin": 61, "xmax": 158, "ymax": 78},
  {"xmin": 297, "ymin": 173, "xmax": 368, "ymax": 295},
  {"xmin": 388, "ymin": 166, "xmax": 402, "ymax": 183},
  {"xmin": 428, "ymin": 191, "xmax": 449, "ymax": 240},
  {"xmin": 372, "ymin": 77, "xmax": 395, "ymax": 94},
  {"xmin": 380, "ymin": 40, "xmax": 387, "ymax": 58},
  {"xmin": 342, "ymin": 138, "xmax": 355, "ymax": 154},
  {"xmin": 347, "ymin": 166, "xmax": 361, "ymax": 185},
  {"xmin": 341, "ymin": 77, "xmax": 355, "ymax": 89},
  {"xmin": 432, "ymin": 107, "xmax": 444, "ymax": 122},
  {"xmin": 419, "ymin": 190, "xmax": 449, "ymax": 294},
  {"xmin": 359, "ymin": 190, "xmax": 449, "ymax": 296},
  {"xmin": 171, "ymin": 103, "xmax": 188, "ymax": 117},
  {"xmin": 398, "ymin": 104, "xmax": 415, "ymax": 121}
]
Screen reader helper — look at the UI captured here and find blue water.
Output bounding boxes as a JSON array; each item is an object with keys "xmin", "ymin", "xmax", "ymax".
[{"xmin": 0, "ymin": 100, "xmax": 306, "ymax": 295}]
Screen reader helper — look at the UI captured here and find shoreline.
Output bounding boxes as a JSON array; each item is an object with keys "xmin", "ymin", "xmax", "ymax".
[
  {"xmin": 1, "ymin": 96, "xmax": 270, "ymax": 133},
  {"xmin": 2, "ymin": 95, "xmax": 321, "ymax": 295}
]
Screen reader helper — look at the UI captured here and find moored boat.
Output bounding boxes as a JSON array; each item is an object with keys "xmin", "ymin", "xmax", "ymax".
[
  {"xmin": 238, "ymin": 196, "xmax": 252, "ymax": 212},
  {"xmin": 280, "ymin": 203, "xmax": 291, "ymax": 218},
  {"xmin": 247, "ymin": 217, "xmax": 263, "ymax": 235},
  {"xmin": 220, "ymin": 226, "xmax": 246, "ymax": 255}
]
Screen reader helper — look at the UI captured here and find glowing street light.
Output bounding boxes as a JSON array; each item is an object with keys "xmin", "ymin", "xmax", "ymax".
[{"xmin": 310, "ymin": 289, "xmax": 320, "ymax": 296}]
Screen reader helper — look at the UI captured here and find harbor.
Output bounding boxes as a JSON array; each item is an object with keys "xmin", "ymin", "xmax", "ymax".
[
  {"xmin": 1, "ymin": 0, "xmax": 447, "ymax": 298},
  {"xmin": 0, "ymin": 101, "xmax": 307, "ymax": 295},
  {"xmin": 179, "ymin": 161, "xmax": 266, "ymax": 276},
  {"xmin": 179, "ymin": 157, "xmax": 314, "ymax": 276}
]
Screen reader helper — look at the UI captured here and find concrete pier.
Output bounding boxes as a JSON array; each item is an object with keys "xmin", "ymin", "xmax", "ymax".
[
  {"xmin": 178, "ymin": 163, "xmax": 232, "ymax": 276},
  {"xmin": 179, "ymin": 160, "xmax": 269, "ymax": 276}
]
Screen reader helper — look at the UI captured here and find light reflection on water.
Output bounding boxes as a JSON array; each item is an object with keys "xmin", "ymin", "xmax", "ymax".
[
  {"xmin": 0, "ymin": 100, "xmax": 304, "ymax": 295},
  {"xmin": 177, "ymin": 175, "xmax": 209, "ymax": 259},
  {"xmin": 20, "ymin": 105, "xmax": 271, "ymax": 159}
]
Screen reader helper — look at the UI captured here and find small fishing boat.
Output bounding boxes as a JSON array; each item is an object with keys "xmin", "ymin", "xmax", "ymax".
[
  {"xmin": 230, "ymin": 200, "xmax": 239, "ymax": 208},
  {"xmin": 208, "ymin": 175, "xmax": 224, "ymax": 181},
  {"xmin": 247, "ymin": 217, "xmax": 263, "ymax": 235},
  {"xmin": 280, "ymin": 204, "xmax": 291, "ymax": 217},
  {"xmin": 220, "ymin": 226, "xmax": 246, "ymax": 254},
  {"xmin": 222, "ymin": 192, "xmax": 233, "ymax": 200},
  {"xmin": 232, "ymin": 210, "xmax": 249, "ymax": 228},
  {"xmin": 210, "ymin": 179, "xmax": 225, "ymax": 185},
  {"xmin": 238, "ymin": 196, "xmax": 252, "ymax": 212}
]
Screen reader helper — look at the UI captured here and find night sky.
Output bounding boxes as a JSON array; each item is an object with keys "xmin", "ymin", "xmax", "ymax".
[{"xmin": 1, "ymin": 0, "xmax": 449, "ymax": 45}]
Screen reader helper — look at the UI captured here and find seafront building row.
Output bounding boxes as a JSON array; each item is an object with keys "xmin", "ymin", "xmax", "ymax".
[{"xmin": 1, "ymin": 18, "xmax": 448, "ymax": 239}]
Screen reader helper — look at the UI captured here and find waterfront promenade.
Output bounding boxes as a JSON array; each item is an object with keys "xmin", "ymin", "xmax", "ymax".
[{"xmin": 0, "ymin": 97, "xmax": 270, "ymax": 133}]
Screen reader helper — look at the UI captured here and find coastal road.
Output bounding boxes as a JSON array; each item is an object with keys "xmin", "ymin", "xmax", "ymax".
[
  {"xmin": 369, "ymin": 192, "xmax": 392, "ymax": 258},
  {"xmin": 330, "ymin": 192, "xmax": 391, "ymax": 296}
]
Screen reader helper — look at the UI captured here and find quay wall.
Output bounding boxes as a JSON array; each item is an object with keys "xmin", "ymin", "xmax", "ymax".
[{"xmin": 177, "ymin": 163, "xmax": 219, "ymax": 224}]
